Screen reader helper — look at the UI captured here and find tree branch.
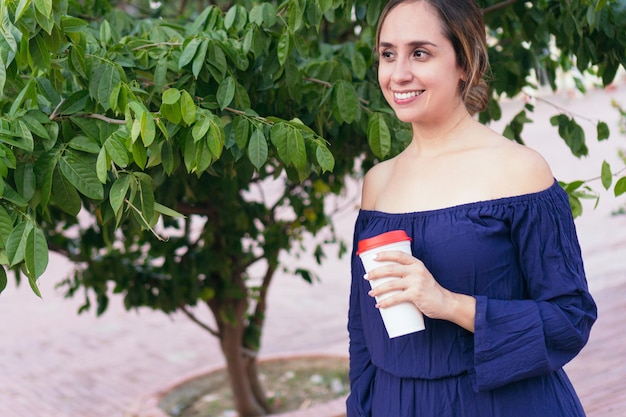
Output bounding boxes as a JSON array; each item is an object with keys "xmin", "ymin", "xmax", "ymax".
[
  {"xmin": 78, "ymin": 113, "xmax": 127, "ymax": 125},
  {"xmin": 303, "ymin": 77, "xmax": 371, "ymax": 106},
  {"xmin": 180, "ymin": 306, "xmax": 220, "ymax": 337},
  {"xmin": 482, "ymin": 0, "xmax": 520, "ymax": 14}
]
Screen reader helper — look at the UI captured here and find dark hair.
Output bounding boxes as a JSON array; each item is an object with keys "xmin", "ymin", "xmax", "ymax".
[{"xmin": 375, "ymin": 0, "xmax": 490, "ymax": 115}]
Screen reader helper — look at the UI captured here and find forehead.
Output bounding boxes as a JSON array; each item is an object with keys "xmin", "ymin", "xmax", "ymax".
[{"xmin": 378, "ymin": 1, "xmax": 446, "ymax": 45}]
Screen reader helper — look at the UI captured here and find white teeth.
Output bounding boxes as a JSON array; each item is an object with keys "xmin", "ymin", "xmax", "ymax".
[{"xmin": 394, "ymin": 91, "xmax": 423, "ymax": 100}]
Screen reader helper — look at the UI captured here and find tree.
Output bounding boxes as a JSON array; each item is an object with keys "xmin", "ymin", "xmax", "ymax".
[{"xmin": 0, "ymin": 0, "xmax": 624, "ymax": 416}]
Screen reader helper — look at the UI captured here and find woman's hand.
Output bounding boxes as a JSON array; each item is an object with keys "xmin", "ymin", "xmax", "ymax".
[{"xmin": 365, "ymin": 250, "xmax": 476, "ymax": 333}]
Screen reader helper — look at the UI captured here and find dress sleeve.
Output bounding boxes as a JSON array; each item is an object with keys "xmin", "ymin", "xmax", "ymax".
[
  {"xmin": 346, "ymin": 211, "xmax": 376, "ymax": 417},
  {"xmin": 472, "ymin": 186, "xmax": 597, "ymax": 392}
]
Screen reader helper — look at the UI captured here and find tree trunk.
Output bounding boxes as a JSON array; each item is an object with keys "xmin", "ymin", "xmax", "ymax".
[
  {"xmin": 213, "ymin": 298, "xmax": 271, "ymax": 417},
  {"xmin": 220, "ymin": 323, "xmax": 271, "ymax": 416},
  {"xmin": 246, "ymin": 355, "xmax": 271, "ymax": 411}
]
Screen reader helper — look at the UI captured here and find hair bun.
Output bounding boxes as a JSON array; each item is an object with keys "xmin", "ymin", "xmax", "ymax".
[{"xmin": 465, "ymin": 78, "xmax": 489, "ymax": 115}]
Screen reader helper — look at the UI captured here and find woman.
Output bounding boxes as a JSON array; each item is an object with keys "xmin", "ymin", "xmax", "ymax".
[{"xmin": 346, "ymin": 1, "xmax": 597, "ymax": 416}]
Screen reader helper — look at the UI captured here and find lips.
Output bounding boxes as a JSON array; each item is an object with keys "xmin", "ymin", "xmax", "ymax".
[{"xmin": 393, "ymin": 90, "xmax": 424, "ymax": 100}]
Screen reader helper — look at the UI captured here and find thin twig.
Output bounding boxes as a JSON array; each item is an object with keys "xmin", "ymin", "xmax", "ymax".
[
  {"xmin": 124, "ymin": 198, "xmax": 168, "ymax": 241},
  {"xmin": 482, "ymin": 0, "xmax": 520, "ymax": 14},
  {"xmin": 132, "ymin": 42, "xmax": 182, "ymax": 51},
  {"xmin": 49, "ymin": 98, "xmax": 65, "ymax": 121},
  {"xmin": 180, "ymin": 306, "xmax": 220, "ymax": 337},
  {"xmin": 78, "ymin": 113, "xmax": 127, "ymax": 125},
  {"xmin": 527, "ymin": 93, "xmax": 601, "ymax": 125},
  {"xmin": 303, "ymin": 77, "xmax": 371, "ymax": 106}
]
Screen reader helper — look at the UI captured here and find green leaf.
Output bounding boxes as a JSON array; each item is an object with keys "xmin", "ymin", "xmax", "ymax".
[
  {"xmin": 133, "ymin": 173, "xmax": 155, "ymax": 227},
  {"xmin": 96, "ymin": 147, "xmax": 108, "ymax": 183},
  {"xmin": 8, "ymin": 79, "xmax": 36, "ymax": 118},
  {"xmin": 192, "ymin": 116, "xmax": 211, "ymax": 142},
  {"xmin": 154, "ymin": 202, "xmax": 185, "ymax": 219},
  {"xmin": 277, "ymin": 31, "xmax": 291, "ymax": 66},
  {"xmin": 597, "ymin": 121, "xmax": 610, "ymax": 141},
  {"xmin": 248, "ymin": 129, "xmax": 268, "ymax": 170},
  {"xmin": 367, "ymin": 113, "xmax": 391, "ymax": 159},
  {"xmin": 57, "ymin": 90, "xmax": 89, "ymax": 115},
  {"xmin": 224, "ymin": 5, "xmax": 248, "ymax": 31},
  {"xmin": 0, "ymin": 205, "xmax": 14, "ymax": 248},
  {"xmin": 15, "ymin": 0, "xmax": 33, "ymax": 22},
  {"xmin": 34, "ymin": 0, "xmax": 53, "ymax": 16},
  {"xmin": 14, "ymin": 163, "xmax": 36, "ymax": 201},
  {"xmin": 51, "ymin": 169, "xmax": 81, "ymax": 216},
  {"xmin": 217, "ymin": 76, "xmax": 236, "ymax": 110},
  {"xmin": 332, "ymin": 80, "xmax": 359, "ymax": 123},
  {"xmin": 271, "ymin": 122, "xmax": 290, "ymax": 163},
  {"xmin": 21, "ymin": 114, "xmax": 50, "ymax": 140},
  {"xmin": 6, "ymin": 221, "xmax": 33, "ymax": 267},
  {"xmin": 61, "ymin": 16, "xmax": 89, "ymax": 32},
  {"xmin": 110, "ymin": 174, "xmax": 130, "ymax": 217},
  {"xmin": 89, "ymin": 62, "xmax": 121, "ymax": 111},
  {"xmin": 131, "ymin": 140, "xmax": 148, "ymax": 169},
  {"xmin": 162, "ymin": 88, "xmax": 181, "ymax": 105},
  {"xmin": 315, "ymin": 144, "xmax": 335, "ymax": 172},
  {"xmin": 233, "ymin": 116, "xmax": 249, "ymax": 150},
  {"xmin": 180, "ymin": 91, "xmax": 197, "ymax": 126},
  {"xmin": 208, "ymin": 41, "xmax": 227, "ymax": 79},
  {"xmin": 59, "ymin": 150, "xmax": 104, "ymax": 200},
  {"xmin": 250, "ymin": 3, "xmax": 277, "ymax": 26},
  {"xmin": 25, "ymin": 227, "xmax": 48, "ymax": 280},
  {"xmin": 615, "ymin": 177, "xmax": 626, "ymax": 197},
  {"xmin": 69, "ymin": 136, "xmax": 100, "ymax": 154},
  {"xmin": 161, "ymin": 103, "xmax": 181, "ymax": 124},
  {"xmin": 0, "ymin": 266, "xmax": 6, "ymax": 293},
  {"xmin": 0, "ymin": 56, "xmax": 6, "ymax": 96},
  {"xmin": 34, "ymin": 150, "xmax": 57, "ymax": 208},
  {"xmin": 286, "ymin": 128, "xmax": 306, "ymax": 170},
  {"xmin": 601, "ymin": 160, "xmax": 612, "ymax": 190},
  {"xmin": 29, "ymin": 32, "xmax": 51, "ymax": 69},
  {"xmin": 140, "ymin": 111, "xmax": 156, "ymax": 146},
  {"xmin": 206, "ymin": 117, "xmax": 224, "ymax": 158},
  {"xmin": 162, "ymin": 140, "xmax": 175, "ymax": 175},
  {"xmin": 288, "ymin": 0, "xmax": 303, "ymax": 31},
  {"xmin": 195, "ymin": 140, "xmax": 212, "ymax": 173},
  {"xmin": 104, "ymin": 133, "xmax": 130, "ymax": 167},
  {"xmin": 179, "ymin": 38, "xmax": 202, "ymax": 69},
  {"xmin": 192, "ymin": 39, "xmax": 209, "ymax": 79}
]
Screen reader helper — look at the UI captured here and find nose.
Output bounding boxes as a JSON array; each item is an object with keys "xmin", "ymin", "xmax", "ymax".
[{"xmin": 391, "ymin": 58, "xmax": 413, "ymax": 84}]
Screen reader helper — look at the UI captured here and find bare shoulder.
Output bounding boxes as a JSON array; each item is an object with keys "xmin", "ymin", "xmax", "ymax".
[
  {"xmin": 360, "ymin": 158, "xmax": 396, "ymax": 210},
  {"xmin": 491, "ymin": 137, "xmax": 555, "ymax": 195}
]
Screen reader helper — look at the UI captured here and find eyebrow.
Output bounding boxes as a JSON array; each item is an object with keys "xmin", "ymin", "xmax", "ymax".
[{"xmin": 378, "ymin": 40, "xmax": 438, "ymax": 49}]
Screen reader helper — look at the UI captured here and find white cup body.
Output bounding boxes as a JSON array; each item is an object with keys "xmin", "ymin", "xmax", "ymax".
[{"xmin": 359, "ymin": 240, "xmax": 425, "ymax": 338}]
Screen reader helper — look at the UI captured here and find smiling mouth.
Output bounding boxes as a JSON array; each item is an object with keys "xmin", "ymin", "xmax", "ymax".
[{"xmin": 394, "ymin": 91, "xmax": 424, "ymax": 100}]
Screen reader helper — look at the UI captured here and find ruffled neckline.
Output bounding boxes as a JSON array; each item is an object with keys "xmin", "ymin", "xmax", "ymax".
[{"xmin": 359, "ymin": 179, "xmax": 560, "ymax": 217}]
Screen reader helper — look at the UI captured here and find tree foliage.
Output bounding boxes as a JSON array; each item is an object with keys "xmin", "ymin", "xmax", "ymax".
[{"xmin": 0, "ymin": 0, "xmax": 624, "ymax": 415}]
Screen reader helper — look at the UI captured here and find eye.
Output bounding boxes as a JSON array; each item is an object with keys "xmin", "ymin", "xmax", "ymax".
[
  {"xmin": 380, "ymin": 50, "xmax": 394, "ymax": 60},
  {"xmin": 413, "ymin": 49, "xmax": 427, "ymax": 59}
]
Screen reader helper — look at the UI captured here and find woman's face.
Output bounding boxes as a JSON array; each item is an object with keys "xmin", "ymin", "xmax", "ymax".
[{"xmin": 377, "ymin": 1, "xmax": 466, "ymax": 124}]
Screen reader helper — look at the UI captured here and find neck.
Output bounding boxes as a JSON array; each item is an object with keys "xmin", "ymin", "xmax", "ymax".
[{"xmin": 408, "ymin": 108, "xmax": 475, "ymax": 157}]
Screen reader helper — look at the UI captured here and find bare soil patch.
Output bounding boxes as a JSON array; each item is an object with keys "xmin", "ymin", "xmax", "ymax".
[{"xmin": 158, "ymin": 356, "xmax": 349, "ymax": 417}]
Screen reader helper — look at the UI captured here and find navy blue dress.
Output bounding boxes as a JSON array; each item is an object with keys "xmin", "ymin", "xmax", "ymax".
[{"xmin": 346, "ymin": 180, "xmax": 597, "ymax": 417}]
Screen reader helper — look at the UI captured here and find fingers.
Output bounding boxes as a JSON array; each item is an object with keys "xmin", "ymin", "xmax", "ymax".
[{"xmin": 373, "ymin": 249, "xmax": 418, "ymax": 265}]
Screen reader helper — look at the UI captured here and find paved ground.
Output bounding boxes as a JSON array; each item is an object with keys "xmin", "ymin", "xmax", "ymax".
[{"xmin": 1, "ymin": 83, "xmax": 626, "ymax": 417}]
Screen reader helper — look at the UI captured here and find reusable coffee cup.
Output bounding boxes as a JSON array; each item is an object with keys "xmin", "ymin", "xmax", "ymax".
[{"xmin": 357, "ymin": 230, "xmax": 425, "ymax": 338}]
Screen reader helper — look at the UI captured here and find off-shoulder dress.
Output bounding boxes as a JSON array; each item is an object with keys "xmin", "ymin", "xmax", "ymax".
[{"xmin": 346, "ymin": 180, "xmax": 597, "ymax": 417}]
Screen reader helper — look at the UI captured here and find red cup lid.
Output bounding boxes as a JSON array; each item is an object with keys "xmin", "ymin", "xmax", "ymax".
[{"xmin": 357, "ymin": 230, "xmax": 412, "ymax": 255}]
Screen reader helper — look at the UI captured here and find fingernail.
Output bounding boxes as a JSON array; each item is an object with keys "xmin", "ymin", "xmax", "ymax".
[{"xmin": 363, "ymin": 273, "xmax": 369, "ymax": 280}]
